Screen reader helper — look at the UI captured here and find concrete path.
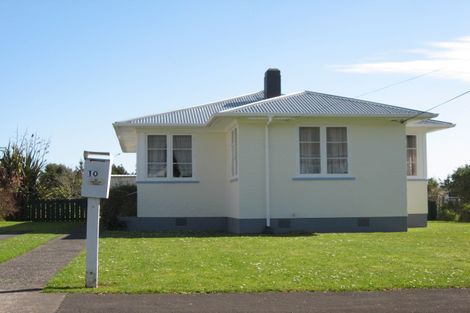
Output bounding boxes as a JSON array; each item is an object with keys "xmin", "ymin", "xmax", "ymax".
[
  {"xmin": 0, "ymin": 231, "xmax": 85, "ymax": 313},
  {"xmin": 55, "ymin": 289, "xmax": 470, "ymax": 313}
]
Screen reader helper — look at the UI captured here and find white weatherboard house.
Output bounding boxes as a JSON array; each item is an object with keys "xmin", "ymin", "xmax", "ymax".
[{"xmin": 114, "ymin": 69, "xmax": 454, "ymax": 234}]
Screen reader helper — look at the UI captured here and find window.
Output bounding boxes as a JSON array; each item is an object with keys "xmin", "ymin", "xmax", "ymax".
[
  {"xmin": 299, "ymin": 127, "xmax": 321, "ymax": 174},
  {"xmin": 298, "ymin": 126, "xmax": 348, "ymax": 175},
  {"xmin": 173, "ymin": 135, "xmax": 192, "ymax": 177},
  {"xmin": 147, "ymin": 135, "xmax": 192, "ymax": 178},
  {"xmin": 231, "ymin": 128, "xmax": 238, "ymax": 177},
  {"xmin": 148, "ymin": 135, "xmax": 167, "ymax": 177},
  {"xmin": 407, "ymin": 135, "xmax": 417, "ymax": 176},
  {"xmin": 326, "ymin": 127, "xmax": 348, "ymax": 174}
]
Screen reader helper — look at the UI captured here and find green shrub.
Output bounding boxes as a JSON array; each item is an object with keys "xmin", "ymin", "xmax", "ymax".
[
  {"xmin": 100, "ymin": 185, "xmax": 136, "ymax": 230},
  {"xmin": 427, "ymin": 200, "xmax": 438, "ymax": 220},
  {"xmin": 459, "ymin": 204, "xmax": 470, "ymax": 222},
  {"xmin": 0, "ymin": 188, "xmax": 18, "ymax": 220},
  {"xmin": 437, "ymin": 207, "xmax": 458, "ymax": 221}
]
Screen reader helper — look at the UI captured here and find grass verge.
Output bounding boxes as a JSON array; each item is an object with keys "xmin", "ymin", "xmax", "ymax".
[
  {"xmin": 45, "ymin": 221, "xmax": 470, "ymax": 293},
  {"xmin": 0, "ymin": 221, "xmax": 83, "ymax": 263}
]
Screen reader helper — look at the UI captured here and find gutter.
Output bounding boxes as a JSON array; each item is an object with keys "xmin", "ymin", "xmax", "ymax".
[{"xmin": 265, "ymin": 115, "xmax": 274, "ymax": 229}]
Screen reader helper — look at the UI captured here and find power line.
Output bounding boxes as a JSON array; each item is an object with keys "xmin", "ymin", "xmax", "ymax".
[
  {"xmin": 355, "ymin": 69, "xmax": 441, "ymax": 98},
  {"xmin": 400, "ymin": 89, "xmax": 470, "ymax": 123}
]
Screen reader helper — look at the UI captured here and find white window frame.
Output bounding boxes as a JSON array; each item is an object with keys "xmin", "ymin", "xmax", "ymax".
[
  {"xmin": 296, "ymin": 125, "xmax": 351, "ymax": 177},
  {"xmin": 230, "ymin": 127, "xmax": 238, "ymax": 179},
  {"xmin": 145, "ymin": 133, "xmax": 195, "ymax": 181}
]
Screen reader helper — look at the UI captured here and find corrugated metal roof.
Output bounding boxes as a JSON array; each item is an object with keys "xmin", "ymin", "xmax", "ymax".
[
  {"xmin": 118, "ymin": 91, "xmax": 265, "ymax": 126},
  {"xmin": 220, "ymin": 91, "xmax": 436, "ymax": 118},
  {"xmin": 408, "ymin": 119, "xmax": 455, "ymax": 128},
  {"xmin": 115, "ymin": 90, "xmax": 437, "ymax": 127}
]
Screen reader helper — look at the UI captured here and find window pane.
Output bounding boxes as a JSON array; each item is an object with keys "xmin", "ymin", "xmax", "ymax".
[
  {"xmin": 300, "ymin": 142, "xmax": 320, "ymax": 158},
  {"xmin": 148, "ymin": 163, "xmax": 167, "ymax": 177},
  {"xmin": 171, "ymin": 135, "xmax": 192, "ymax": 178},
  {"xmin": 300, "ymin": 158, "xmax": 321, "ymax": 174},
  {"xmin": 148, "ymin": 150, "xmax": 166, "ymax": 162},
  {"xmin": 327, "ymin": 159, "xmax": 348, "ymax": 174},
  {"xmin": 173, "ymin": 135, "xmax": 192, "ymax": 149},
  {"xmin": 407, "ymin": 135, "xmax": 417, "ymax": 148},
  {"xmin": 326, "ymin": 127, "xmax": 348, "ymax": 174},
  {"xmin": 148, "ymin": 135, "xmax": 166, "ymax": 149},
  {"xmin": 407, "ymin": 149, "xmax": 417, "ymax": 163},
  {"xmin": 407, "ymin": 162, "xmax": 417, "ymax": 176},
  {"xmin": 327, "ymin": 127, "xmax": 347, "ymax": 141},
  {"xmin": 407, "ymin": 135, "xmax": 417, "ymax": 176},
  {"xmin": 173, "ymin": 150, "xmax": 192, "ymax": 163},
  {"xmin": 173, "ymin": 163, "xmax": 192, "ymax": 177},
  {"xmin": 407, "ymin": 148, "xmax": 417, "ymax": 176},
  {"xmin": 299, "ymin": 127, "xmax": 320, "ymax": 142},
  {"xmin": 327, "ymin": 143, "xmax": 348, "ymax": 157}
]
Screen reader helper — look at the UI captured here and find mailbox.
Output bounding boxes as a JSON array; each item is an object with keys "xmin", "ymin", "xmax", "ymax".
[{"xmin": 81, "ymin": 151, "xmax": 112, "ymax": 199}]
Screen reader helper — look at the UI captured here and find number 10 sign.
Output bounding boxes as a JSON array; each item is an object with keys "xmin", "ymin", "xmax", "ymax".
[{"xmin": 81, "ymin": 151, "xmax": 112, "ymax": 199}]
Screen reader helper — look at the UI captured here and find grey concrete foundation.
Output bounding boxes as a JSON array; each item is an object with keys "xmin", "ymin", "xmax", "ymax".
[
  {"xmin": 407, "ymin": 214, "xmax": 428, "ymax": 227},
  {"xmin": 120, "ymin": 216, "xmax": 408, "ymax": 234},
  {"xmin": 120, "ymin": 217, "xmax": 227, "ymax": 232}
]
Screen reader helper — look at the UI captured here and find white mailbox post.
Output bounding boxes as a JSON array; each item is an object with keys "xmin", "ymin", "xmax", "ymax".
[{"xmin": 81, "ymin": 151, "xmax": 112, "ymax": 288}]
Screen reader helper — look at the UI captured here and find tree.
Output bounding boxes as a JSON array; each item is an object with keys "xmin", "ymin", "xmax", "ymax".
[
  {"xmin": 38, "ymin": 163, "xmax": 82, "ymax": 199},
  {"xmin": 427, "ymin": 178, "xmax": 442, "ymax": 203},
  {"xmin": 112, "ymin": 164, "xmax": 129, "ymax": 175},
  {"xmin": 0, "ymin": 132, "xmax": 49, "ymax": 218},
  {"xmin": 444, "ymin": 165, "xmax": 470, "ymax": 203}
]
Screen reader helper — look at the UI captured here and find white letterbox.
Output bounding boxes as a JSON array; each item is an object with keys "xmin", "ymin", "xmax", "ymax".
[{"xmin": 81, "ymin": 151, "xmax": 112, "ymax": 199}]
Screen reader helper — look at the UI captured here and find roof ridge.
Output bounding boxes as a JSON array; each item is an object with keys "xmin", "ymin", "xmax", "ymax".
[
  {"xmin": 116, "ymin": 90, "xmax": 264, "ymax": 123},
  {"xmin": 219, "ymin": 91, "xmax": 306, "ymax": 113}
]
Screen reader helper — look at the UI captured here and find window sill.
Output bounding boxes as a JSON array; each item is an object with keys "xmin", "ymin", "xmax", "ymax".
[
  {"xmin": 292, "ymin": 175, "xmax": 356, "ymax": 181},
  {"xmin": 136, "ymin": 178, "xmax": 200, "ymax": 184},
  {"xmin": 407, "ymin": 177, "xmax": 428, "ymax": 181}
]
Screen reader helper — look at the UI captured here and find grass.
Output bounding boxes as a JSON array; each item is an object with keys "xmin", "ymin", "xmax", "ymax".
[
  {"xmin": 0, "ymin": 221, "xmax": 82, "ymax": 263},
  {"xmin": 45, "ymin": 222, "xmax": 470, "ymax": 293}
]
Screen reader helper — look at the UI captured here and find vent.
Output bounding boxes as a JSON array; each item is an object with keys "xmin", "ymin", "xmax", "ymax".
[
  {"xmin": 175, "ymin": 218, "xmax": 187, "ymax": 226},
  {"xmin": 357, "ymin": 218, "xmax": 370, "ymax": 227},
  {"xmin": 278, "ymin": 219, "xmax": 291, "ymax": 228}
]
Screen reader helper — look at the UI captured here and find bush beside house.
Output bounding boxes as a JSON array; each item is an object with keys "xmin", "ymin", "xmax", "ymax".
[
  {"xmin": 100, "ymin": 184, "xmax": 137, "ymax": 230},
  {"xmin": 429, "ymin": 165, "xmax": 470, "ymax": 223}
]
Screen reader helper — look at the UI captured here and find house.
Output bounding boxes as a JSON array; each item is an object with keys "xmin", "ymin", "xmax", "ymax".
[{"xmin": 113, "ymin": 69, "xmax": 454, "ymax": 233}]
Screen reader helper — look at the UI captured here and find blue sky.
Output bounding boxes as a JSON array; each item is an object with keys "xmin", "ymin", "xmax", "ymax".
[{"xmin": 1, "ymin": 0, "xmax": 469, "ymax": 179}]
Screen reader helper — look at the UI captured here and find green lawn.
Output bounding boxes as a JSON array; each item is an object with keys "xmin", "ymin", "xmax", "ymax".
[
  {"xmin": 46, "ymin": 222, "xmax": 470, "ymax": 293},
  {"xmin": 0, "ymin": 221, "xmax": 82, "ymax": 263}
]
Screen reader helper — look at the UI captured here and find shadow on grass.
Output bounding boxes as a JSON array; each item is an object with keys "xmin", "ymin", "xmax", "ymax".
[
  {"xmin": 101, "ymin": 230, "xmax": 318, "ymax": 239},
  {"xmin": 0, "ymin": 221, "xmax": 85, "ymax": 235}
]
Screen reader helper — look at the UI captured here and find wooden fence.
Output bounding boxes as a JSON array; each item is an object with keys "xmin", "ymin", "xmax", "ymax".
[{"xmin": 25, "ymin": 199, "xmax": 87, "ymax": 221}]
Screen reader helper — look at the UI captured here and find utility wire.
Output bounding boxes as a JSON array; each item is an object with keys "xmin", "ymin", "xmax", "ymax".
[
  {"xmin": 400, "ymin": 89, "xmax": 470, "ymax": 123},
  {"xmin": 355, "ymin": 69, "xmax": 441, "ymax": 98}
]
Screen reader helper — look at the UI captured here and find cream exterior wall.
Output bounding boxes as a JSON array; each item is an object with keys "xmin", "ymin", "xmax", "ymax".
[
  {"xmin": 238, "ymin": 118, "xmax": 408, "ymax": 219},
  {"xmin": 407, "ymin": 180, "xmax": 428, "ymax": 214},
  {"xmin": 136, "ymin": 128, "xmax": 227, "ymax": 217},
  {"xmin": 134, "ymin": 118, "xmax": 420, "ymax": 220},
  {"xmin": 406, "ymin": 128, "xmax": 428, "ymax": 215}
]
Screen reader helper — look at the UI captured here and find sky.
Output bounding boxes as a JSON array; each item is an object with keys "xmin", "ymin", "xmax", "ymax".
[{"xmin": 0, "ymin": 0, "xmax": 469, "ymax": 180}]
